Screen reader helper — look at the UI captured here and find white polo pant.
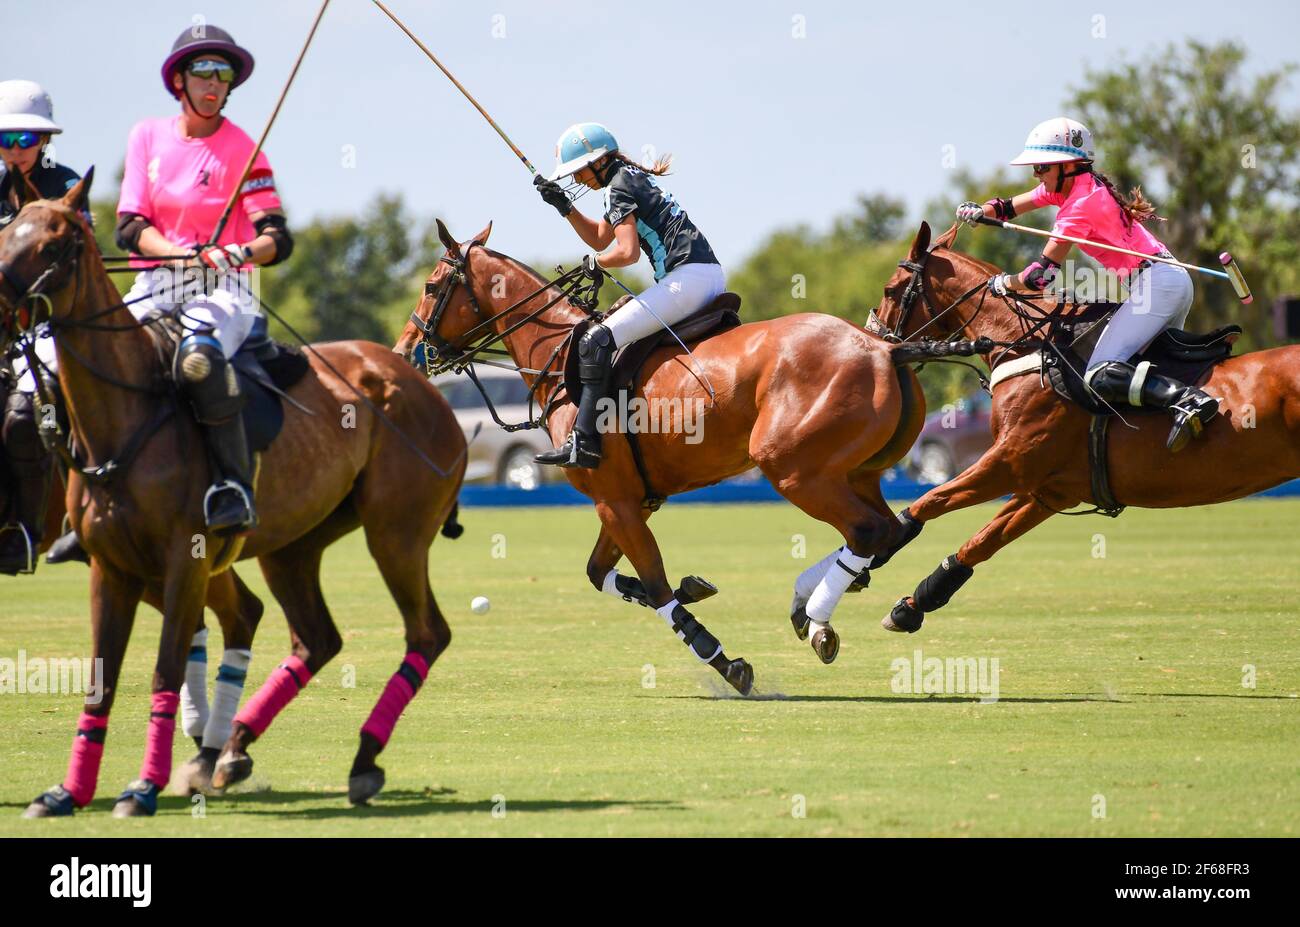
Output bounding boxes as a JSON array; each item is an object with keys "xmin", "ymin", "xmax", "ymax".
[
  {"xmin": 1087, "ymin": 262, "xmax": 1194, "ymax": 370},
  {"xmin": 603, "ymin": 262, "xmax": 726, "ymax": 349}
]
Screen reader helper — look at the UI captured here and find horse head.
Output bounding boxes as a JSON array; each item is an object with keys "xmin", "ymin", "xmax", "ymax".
[{"xmin": 0, "ymin": 167, "xmax": 94, "ymax": 351}]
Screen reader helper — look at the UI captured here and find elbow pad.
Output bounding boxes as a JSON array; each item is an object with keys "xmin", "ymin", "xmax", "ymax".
[
  {"xmin": 1019, "ymin": 253, "xmax": 1061, "ymax": 291},
  {"xmin": 254, "ymin": 213, "xmax": 294, "ymax": 265},
  {"xmin": 114, "ymin": 212, "xmax": 152, "ymax": 253}
]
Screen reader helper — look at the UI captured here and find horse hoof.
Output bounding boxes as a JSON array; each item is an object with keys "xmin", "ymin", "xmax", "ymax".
[
  {"xmin": 677, "ymin": 575, "xmax": 718, "ymax": 605},
  {"xmin": 211, "ymin": 751, "xmax": 253, "ymax": 791},
  {"xmin": 811, "ymin": 625, "xmax": 840, "ymax": 664},
  {"xmin": 790, "ymin": 606, "xmax": 811, "ymax": 641},
  {"xmin": 169, "ymin": 750, "xmax": 216, "ymax": 796},
  {"xmin": 348, "ymin": 767, "xmax": 386, "ymax": 806},
  {"xmin": 112, "ymin": 779, "xmax": 159, "ymax": 817},
  {"xmin": 22, "ymin": 786, "xmax": 75, "ymax": 818},
  {"xmin": 722, "ymin": 658, "xmax": 754, "ymax": 697},
  {"xmin": 881, "ymin": 596, "xmax": 924, "ymax": 633}
]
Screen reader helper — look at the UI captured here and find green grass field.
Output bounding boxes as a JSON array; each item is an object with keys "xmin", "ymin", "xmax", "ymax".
[{"xmin": 1, "ymin": 499, "xmax": 1297, "ymax": 836}]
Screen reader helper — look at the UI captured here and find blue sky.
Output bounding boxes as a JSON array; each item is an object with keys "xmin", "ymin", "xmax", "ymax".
[{"xmin": 7, "ymin": 0, "xmax": 1298, "ymax": 266}]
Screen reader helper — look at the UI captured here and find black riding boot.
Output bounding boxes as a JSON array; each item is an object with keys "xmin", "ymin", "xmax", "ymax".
[
  {"xmin": 536, "ymin": 323, "xmax": 615, "ymax": 470},
  {"xmin": 0, "ymin": 391, "xmax": 50, "ymax": 575},
  {"xmin": 176, "ymin": 335, "xmax": 258, "ymax": 535},
  {"xmin": 1087, "ymin": 360, "xmax": 1220, "ymax": 453}
]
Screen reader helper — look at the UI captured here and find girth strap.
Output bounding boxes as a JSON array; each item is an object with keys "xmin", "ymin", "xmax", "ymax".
[{"xmin": 1088, "ymin": 415, "xmax": 1125, "ymax": 517}]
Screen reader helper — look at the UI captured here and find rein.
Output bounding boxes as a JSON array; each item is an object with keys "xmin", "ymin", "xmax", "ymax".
[{"xmin": 411, "ymin": 246, "xmax": 604, "ymax": 431}]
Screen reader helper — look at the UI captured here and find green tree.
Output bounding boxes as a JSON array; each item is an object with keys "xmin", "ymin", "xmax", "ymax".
[{"xmin": 259, "ymin": 194, "xmax": 441, "ymax": 344}]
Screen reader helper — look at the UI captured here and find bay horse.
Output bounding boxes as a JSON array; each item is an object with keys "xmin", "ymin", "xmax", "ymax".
[
  {"xmin": 394, "ymin": 220, "xmax": 926, "ymax": 693},
  {"xmin": 867, "ymin": 220, "xmax": 1300, "ymax": 631},
  {"xmin": 2, "ymin": 170, "xmax": 466, "ymax": 817}
]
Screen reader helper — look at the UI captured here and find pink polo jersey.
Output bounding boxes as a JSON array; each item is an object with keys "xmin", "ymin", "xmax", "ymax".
[
  {"xmin": 116, "ymin": 115, "xmax": 282, "ymax": 255},
  {"xmin": 1030, "ymin": 171, "xmax": 1165, "ymax": 274}
]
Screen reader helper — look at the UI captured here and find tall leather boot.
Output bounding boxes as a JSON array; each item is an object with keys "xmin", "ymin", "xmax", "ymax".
[
  {"xmin": 0, "ymin": 390, "xmax": 49, "ymax": 575},
  {"xmin": 536, "ymin": 323, "xmax": 616, "ymax": 469},
  {"xmin": 176, "ymin": 334, "xmax": 257, "ymax": 535},
  {"xmin": 1086, "ymin": 360, "xmax": 1220, "ymax": 453}
]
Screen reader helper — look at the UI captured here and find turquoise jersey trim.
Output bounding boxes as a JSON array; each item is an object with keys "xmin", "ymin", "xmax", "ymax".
[{"xmin": 637, "ymin": 218, "xmax": 669, "ymax": 280}]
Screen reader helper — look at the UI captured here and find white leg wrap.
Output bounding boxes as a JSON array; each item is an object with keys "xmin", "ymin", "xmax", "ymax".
[
  {"xmin": 202, "ymin": 648, "xmax": 252, "ymax": 750},
  {"xmin": 180, "ymin": 627, "xmax": 209, "ymax": 738},
  {"xmin": 793, "ymin": 550, "xmax": 841, "ymax": 611},
  {"xmin": 601, "ymin": 568, "xmax": 623, "ymax": 599},
  {"xmin": 806, "ymin": 547, "xmax": 873, "ymax": 626}
]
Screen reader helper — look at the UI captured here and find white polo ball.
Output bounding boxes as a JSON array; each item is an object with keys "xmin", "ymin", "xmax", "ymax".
[{"xmin": 470, "ymin": 596, "xmax": 491, "ymax": 615}]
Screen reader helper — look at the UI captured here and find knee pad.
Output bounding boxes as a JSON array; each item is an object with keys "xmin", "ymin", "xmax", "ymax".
[
  {"xmin": 577, "ymin": 323, "xmax": 615, "ymax": 381},
  {"xmin": 175, "ymin": 334, "xmax": 244, "ymax": 424},
  {"xmin": 912, "ymin": 554, "xmax": 973, "ymax": 613},
  {"xmin": 2, "ymin": 391, "xmax": 42, "ymax": 464}
]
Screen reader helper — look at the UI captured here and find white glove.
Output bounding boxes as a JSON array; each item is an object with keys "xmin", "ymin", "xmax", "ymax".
[
  {"xmin": 956, "ymin": 201, "xmax": 985, "ymax": 227},
  {"xmin": 197, "ymin": 243, "xmax": 249, "ymax": 274},
  {"xmin": 987, "ymin": 273, "xmax": 1012, "ymax": 296}
]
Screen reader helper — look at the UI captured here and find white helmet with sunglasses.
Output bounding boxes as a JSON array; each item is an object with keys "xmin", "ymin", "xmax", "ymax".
[{"xmin": 1010, "ymin": 117, "xmax": 1093, "ymax": 165}]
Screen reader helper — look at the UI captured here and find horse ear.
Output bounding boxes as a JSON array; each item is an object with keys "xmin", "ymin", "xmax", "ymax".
[
  {"xmin": 908, "ymin": 221, "xmax": 932, "ymax": 260},
  {"xmin": 471, "ymin": 221, "xmax": 492, "ymax": 247},
  {"xmin": 436, "ymin": 218, "xmax": 460, "ymax": 258},
  {"xmin": 933, "ymin": 221, "xmax": 961, "ymax": 250},
  {"xmin": 9, "ymin": 165, "xmax": 40, "ymax": 208},
  {"xmin": 62, "ymin": 166, "xmax": 94, "ymax": 214}
]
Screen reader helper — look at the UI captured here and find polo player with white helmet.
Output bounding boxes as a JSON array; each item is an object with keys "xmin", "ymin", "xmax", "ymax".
[
  {"xmin": 956, "ymin": 117, "xmax": 1217, "ymax": 452},
  {"xmin": 533, "ymin": 123, "xmax": 724, "ymax": 468},
  {"xmin": 0, "ymin": 80, "xmax": 90, "ymax": 574}
]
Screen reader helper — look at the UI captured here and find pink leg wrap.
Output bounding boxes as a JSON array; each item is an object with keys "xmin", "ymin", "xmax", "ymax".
[
  {"xmin": 140, "ymin": 691, "xmax": 179, "ymax": 787},
  {"xmin": 63, "ymin": 712, "xmax": 109, "ymax": 807},
  {"xmin": 360, "ymin": 652, "xmax": 430, "ymax": 749},
  {"xmin": 234, "ymin": 655, "xmax": 312, "ymax": 738}
]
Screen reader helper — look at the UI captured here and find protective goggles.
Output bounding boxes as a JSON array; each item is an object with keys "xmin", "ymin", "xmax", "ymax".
[
  {"xmin": 187, "ymin": 59, "xmax": 236, "ymax": 83},
  {"xmin": 0, "ymin": 131, "xmax": 42, "ymax": 150}
]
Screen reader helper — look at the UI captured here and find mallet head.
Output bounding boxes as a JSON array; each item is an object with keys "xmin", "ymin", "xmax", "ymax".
[{"xmin": 1220, "ymin": 252, "xmax": 1253, "ymax": 304}]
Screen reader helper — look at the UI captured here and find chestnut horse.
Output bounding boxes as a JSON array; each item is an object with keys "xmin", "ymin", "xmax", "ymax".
[
  {"xmin": 868, "ymin": 220, "xmax": 1300, "ymax": 632},
  {"xmin": 2, "ymin": 172, "xmax": 466, "ymax": 817},
  {"xmin": 394, "ymin": 220, "xmax": 925, "ymax": 693}
]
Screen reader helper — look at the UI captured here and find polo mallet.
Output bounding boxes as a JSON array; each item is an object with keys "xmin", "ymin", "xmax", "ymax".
[
  {"xmin": 371, "ymin": 0, "xmax": 537, "ymax": 175},
  {"xmin": 975, "ymin": 216, "xmax": 1253, "ymax": 304},
  {"xmin": 206, "ymin": 0, "xmax": 332, "ymax": 247}
]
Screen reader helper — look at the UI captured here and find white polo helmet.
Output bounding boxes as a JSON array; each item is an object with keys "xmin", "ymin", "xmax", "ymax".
[
  {"xmin": 1010, "ymin": 117, "xmax": 1092, "ymax": 165},
  {"xmin": 0, "ymin": 80, "xmax": 62, "ymax": 134}
]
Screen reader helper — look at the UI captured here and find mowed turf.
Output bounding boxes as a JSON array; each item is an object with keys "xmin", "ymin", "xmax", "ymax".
[{"xmin": 1, "ymin": 498, "xmax": 1297, "ymax": 836}]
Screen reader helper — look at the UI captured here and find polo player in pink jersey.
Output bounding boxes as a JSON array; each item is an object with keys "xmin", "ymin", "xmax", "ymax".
[
  {"xmin": 956, "ymin": 117, "xmax": 1218, "ymax": 452},
  {"xmin": 114, "ymin": 24, "xmax": 294, "ymax": 535}
]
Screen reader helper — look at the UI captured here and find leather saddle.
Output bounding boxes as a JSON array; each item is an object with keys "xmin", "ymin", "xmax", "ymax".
[
  {"xmin": 563, "ymin": 291, "xmax": 743, "ymax": 404},
  {"xmin": 1045, "ymin": 315, "xmax": 1241, "ymax": 416},
  {"xmin": 148, "ymin": 315, "xmax": 311, "ymax": 452}
]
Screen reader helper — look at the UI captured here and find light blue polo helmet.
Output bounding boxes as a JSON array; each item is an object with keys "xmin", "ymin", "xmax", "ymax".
[{"xmin": 548, "ymin": 122, "xmax": 619, "ymax": 181}]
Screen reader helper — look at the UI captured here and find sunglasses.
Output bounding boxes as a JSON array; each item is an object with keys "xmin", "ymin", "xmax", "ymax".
[
  {"xmin": 1032, "ymin": 163, "xmax": 1055, "ymax": 175},
  {"xmin": 187, "ymin": 59, "xmax": 236, "ymax": 83},
  {"xmin": 0, "ymin": 131, "xmax": 42, "ymax": 150}
]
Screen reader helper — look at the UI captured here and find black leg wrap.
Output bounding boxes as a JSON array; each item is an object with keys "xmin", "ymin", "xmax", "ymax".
[
  {"xmin": 870, "ymin": 509, "xmax": 924, "ymax": 570},
  {"xmin": 614, "ymin": 573, "xmax": 648, "ymax": 605},
  {"xmin": 912, "ymin": 554, "xmax": 973, "ymax": 613},
  {"xmin": 669, "ymin": 604, "xmax": 721, "ymax": 662}
]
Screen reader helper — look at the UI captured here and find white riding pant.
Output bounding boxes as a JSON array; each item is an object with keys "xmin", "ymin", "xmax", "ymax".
[
  {"xmin": 123, "ymin": 267, "xmax": 261, "ymax": 359},
  {"xmin": 12, "ymin": 330, "xmax": 57, "ymax": 394},
  {"xmin": 1086, "ymin": 262, "xmax": 1194, "ymax": 372},
  {"xmin": 603, "ymin": 262, "xmax": 727, "ymax": 349}
]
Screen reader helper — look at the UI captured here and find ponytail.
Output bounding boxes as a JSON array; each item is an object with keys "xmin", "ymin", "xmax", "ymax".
[
  {"xmin": 613, "ymin": 151, "xmax": 673, "ymax": 176},
  {"xmin": 1091, "ymin": 169, "xmax": 1160, "ymax": 226}
]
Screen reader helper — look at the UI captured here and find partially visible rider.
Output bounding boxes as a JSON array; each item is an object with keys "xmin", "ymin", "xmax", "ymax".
[
  {"xmin": 532, "ymin": 122, "xmax": 724, "ymax": 469},
  {"xmin": 0, "ymin": 80, "xmax": 90, "ymax": 574},
  {"xmin": 956, "ymin": 116, "xmax": 1218, "ymax": 452}
]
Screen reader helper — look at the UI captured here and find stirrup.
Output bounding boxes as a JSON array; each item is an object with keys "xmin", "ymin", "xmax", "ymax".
[
  {"xmin": 203, "ymin": 481, "xmax": 257, "ymax": 534},
  {"xmin": 534, "ymin": 433, "xmax": 601, "ymax": 470},
  {"xmin": 0, "ymin": 523, "xmax": 36, "ymax": 575},
  {"xmin": 1166, "ymin": 394, "xmax": 1219, "ymax": 453}
]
